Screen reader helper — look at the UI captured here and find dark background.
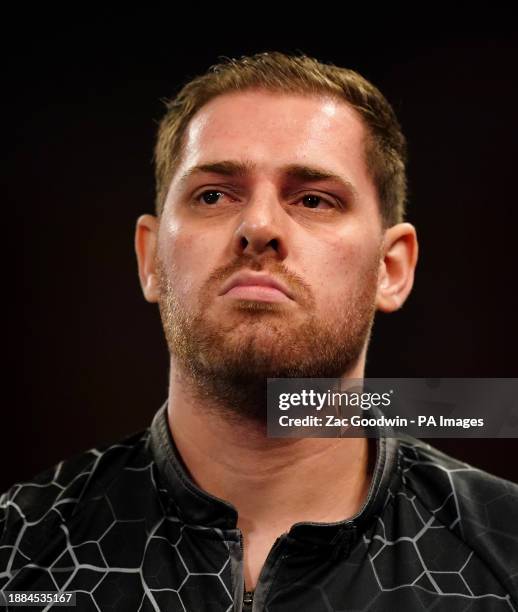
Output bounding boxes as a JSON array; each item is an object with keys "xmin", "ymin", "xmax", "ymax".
[{"xmin": 4, "ymin": 13, "xmax": 518, "ymax": 491}]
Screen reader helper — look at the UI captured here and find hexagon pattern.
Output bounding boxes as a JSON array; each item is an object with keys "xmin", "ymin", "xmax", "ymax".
[{"xmin": 1, "ymin": 421, "xmax": 517, "ymax": 611}]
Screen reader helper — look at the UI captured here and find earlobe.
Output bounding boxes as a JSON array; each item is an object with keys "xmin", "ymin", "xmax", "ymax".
[
  {"xmin": 376, "ymin": 223, "xmax": 418, "ymax": 313},
  {"xmin": 135, "ymin": 214, "xmax": 160, "ymax": 303}
]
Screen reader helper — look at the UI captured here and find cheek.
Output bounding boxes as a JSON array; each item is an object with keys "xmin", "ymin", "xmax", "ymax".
[
  {"xmin": 158, "ymin": 222, "xmax": 215, "ymax": 302},
  {"xmin": 301, "ymin": 231, "xmax": 378, "ymax": 307}
]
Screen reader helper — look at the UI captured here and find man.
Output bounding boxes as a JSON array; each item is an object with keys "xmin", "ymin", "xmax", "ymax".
[{"xmin": 1, "ymin": 52, "xmax": 517, "ymax": 611}]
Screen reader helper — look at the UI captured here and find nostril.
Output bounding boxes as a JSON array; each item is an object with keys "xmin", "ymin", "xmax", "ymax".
[
  {"xmin": 269, "ymin": 238, "xmax": 279, "ymax": 252},
  {"xmin": 240, "ymin": 236, "xmax": 248, "ymax": 250}
]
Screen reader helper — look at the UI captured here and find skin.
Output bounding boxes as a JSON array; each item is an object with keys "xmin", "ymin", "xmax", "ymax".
[{"xmin": 135, "ymin": 89, "xmax": 418, "ymax": 590}]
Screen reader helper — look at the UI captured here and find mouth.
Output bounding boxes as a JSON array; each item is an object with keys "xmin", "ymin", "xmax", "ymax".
[{"xmin": 218, "ymin": 271, "xmax": 294, "ymax": 303}]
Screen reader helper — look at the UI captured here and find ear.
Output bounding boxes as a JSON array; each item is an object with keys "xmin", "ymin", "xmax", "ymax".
[
  {"xmin": 135, "ymin": 214, "xmax": 160, "ymax": 303},
  {"xmin": 376, "ymin": 222, "xmax": 418, "ymax": 312}
]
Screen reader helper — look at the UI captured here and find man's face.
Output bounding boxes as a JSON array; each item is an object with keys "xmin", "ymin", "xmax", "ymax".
[{"xmin": 154, "ymin": 90, "xmax": 385, "ymax": 414}]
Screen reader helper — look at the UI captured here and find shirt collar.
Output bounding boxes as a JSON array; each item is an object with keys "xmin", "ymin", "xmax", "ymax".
[{"xmin": 149, "ymin": 400, "xmax": 399, "ymax": 544}]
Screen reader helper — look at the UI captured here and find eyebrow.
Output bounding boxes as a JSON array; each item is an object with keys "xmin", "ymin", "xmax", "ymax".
[
  {"xmin": 176, "ymin": 160, "xmax": 359, "ymax": 202},
  {"xmin": 177, "ymin": 161, "xmax": 254, "ymax": 188}
]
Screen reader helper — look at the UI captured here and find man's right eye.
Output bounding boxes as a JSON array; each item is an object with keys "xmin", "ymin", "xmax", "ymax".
[{"xmin": 197, "ymin": 190, "xmax": 224, "ymax": 205}]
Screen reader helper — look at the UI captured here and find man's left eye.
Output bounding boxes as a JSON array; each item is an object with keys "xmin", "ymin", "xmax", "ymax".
[{"xmin": 297, "ymin": 194, "xmax": 334, "ymax": 209}]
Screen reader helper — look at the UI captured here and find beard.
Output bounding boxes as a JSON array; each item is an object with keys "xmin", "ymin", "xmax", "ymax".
[{"xmin": 156, "ymin": 252, "xmax": 379, "ymax": 425}]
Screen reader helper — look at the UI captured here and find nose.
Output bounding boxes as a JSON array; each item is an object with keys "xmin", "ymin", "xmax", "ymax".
[{"xmin": 232, "ymin": 188, "xmax": 288, "ymax": 260}]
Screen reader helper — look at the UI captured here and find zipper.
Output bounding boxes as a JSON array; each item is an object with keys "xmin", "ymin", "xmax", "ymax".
[
  {"xmin": 242, "ymin": 589, "xmax": 254, "ymax": 611},
  {"xmin": 238, "ymin": 531, "xmax": 285, "ymax": 611},
  {"xmin": 239, "ymin": 531, "xmax": 253, "ymax": 611}
]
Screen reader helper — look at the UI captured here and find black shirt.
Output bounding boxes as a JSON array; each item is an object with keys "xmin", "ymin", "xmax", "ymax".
[{"xmin": 1, "ymin": 402, "xmax": 517, "ymax": 611}]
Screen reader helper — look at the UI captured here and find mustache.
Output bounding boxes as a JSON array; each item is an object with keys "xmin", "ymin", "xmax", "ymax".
[{"xmin": 205, "ymin": 254, "xmax": 313, "ymax": 305}]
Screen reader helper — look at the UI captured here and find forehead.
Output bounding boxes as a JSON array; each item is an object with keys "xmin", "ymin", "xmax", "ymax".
[{"xmin": 177, "ymin": 90, "xmax": 375, "ymax": 195}]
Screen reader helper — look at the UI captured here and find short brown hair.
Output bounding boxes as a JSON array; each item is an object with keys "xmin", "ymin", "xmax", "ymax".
[{"xmin": 154, "ymin": 51, "xmax": 407, "ymax": 226}]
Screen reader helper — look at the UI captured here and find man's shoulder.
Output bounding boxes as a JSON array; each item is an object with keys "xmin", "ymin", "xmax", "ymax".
[
  {"xmin": 0, "ymin": 428, "xmax": 152, "ymax": 543},
  {"xmin": 395, "ymin": 434, "xmax": 518, "ymax": 510},
  {"xmin": 391, "ymin": 435, "xmax": 518, "ymax": 597}
]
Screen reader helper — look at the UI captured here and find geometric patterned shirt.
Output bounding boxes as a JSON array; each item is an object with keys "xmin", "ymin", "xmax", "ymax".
[{"xmin": 1, "ymin": 402, "xmax": 517, "ymax": 611}]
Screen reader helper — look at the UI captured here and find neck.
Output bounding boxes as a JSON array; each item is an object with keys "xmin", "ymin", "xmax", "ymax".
[{"xmin": 165, "ymin": 356, "xmax": 374, "ymax": 532}]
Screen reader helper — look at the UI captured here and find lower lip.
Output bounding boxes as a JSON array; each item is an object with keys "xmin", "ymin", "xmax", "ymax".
[{"xmin": 223, "ymin": 285, "xmax": 291, "ymax": 302}]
